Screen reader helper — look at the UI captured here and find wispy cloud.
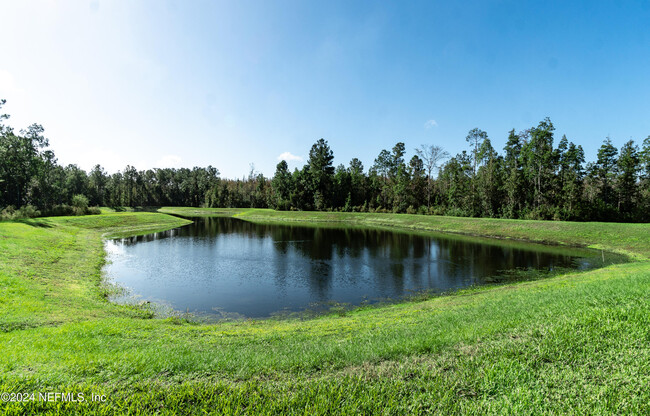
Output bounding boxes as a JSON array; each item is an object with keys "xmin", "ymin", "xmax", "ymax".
[
  {"xmin": 156, "ymin": 154, "xmax": 183, "ymax": 168},
  {"xmin": 424, "ymin": 119, "xmax": 438, "ymax": 129},
  {"xmin": 277, "ymin": 152, "xmax": 303, "ymax": 162}
]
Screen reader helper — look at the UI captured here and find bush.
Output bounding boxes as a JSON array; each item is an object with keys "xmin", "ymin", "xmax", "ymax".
[
  {"xmin": 429, "ymin": 206, "xmax": 446, "ymax": 216},
  {"xmin": 0, "ymin": 201, "xmax": 100, "ymax": 220},
  {"xmin": 1, "ymin": 205, "xmax": 16, "ymax": 220},
  {"xmin": 43, "ymin": 203, "xmax": 100, "ymax": 217},
  {"xmin": 17, "ymin": 204, "xmax": 41, "ymax": 218},
  {"xmin": 1, "ymin": 205, "xmax": 42, "ymax": 220},
  {"xmin": 48, "ymin": 204, "xmax": 75, "ymax": 216},
  {"xmin": 72, "ymin": 194, "xmax": 89, "ymax": 215}
]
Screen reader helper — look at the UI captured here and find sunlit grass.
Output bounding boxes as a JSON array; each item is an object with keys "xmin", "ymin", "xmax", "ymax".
[{"xmin": 1, "ymin": 209, "xmax": 649, "ymax": 414}]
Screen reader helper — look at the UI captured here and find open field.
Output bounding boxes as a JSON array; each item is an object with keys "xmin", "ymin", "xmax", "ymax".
[{"xmin": 1, "ymin": 210, "xmax": 649, "ymax": 414}]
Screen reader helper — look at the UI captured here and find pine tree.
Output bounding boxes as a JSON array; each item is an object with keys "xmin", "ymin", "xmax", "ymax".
[
  {"xmin": 594, "ymin": 137, "xmax": 619, "ymax": 219},
  {"xmin": 617, "ymin": 140, "xmax": 640, "ymax": 219},
  {"xmin": 271, "ymin": 160, "xmax": 293, "ymax": 210},
  {"xmin": 521, "ymin": 119, "xmax": 557, "ymax": 218},
  {"xmin": 307, "ymin": 138, "xmax": 335, "ymax": 209},
  {"xmin": 502, "ymin": 129, "xmax": 524, "ymax": 218}
]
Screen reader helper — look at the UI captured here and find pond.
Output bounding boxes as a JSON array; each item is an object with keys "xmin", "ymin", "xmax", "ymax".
[{"xmin": 103, "ymin": 217, "xmax": 623, "ymax": 319}]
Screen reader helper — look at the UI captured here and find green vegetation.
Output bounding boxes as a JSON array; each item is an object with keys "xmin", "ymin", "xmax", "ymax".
[
  {"xmin": 3, "ymin": 100, "xmax": 650, "ymax": 222},
  {"xmin": 1, "ymin": 210, "xmax": 649, "ymax": 414},
  {"xmin": 0, "ymin": 213, "xmax": 191, "ymax": 333}
]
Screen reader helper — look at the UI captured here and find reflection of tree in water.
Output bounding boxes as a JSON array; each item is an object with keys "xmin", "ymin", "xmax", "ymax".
[
  {"xmin": 114, "ymin": 217, "xmax": 581, "ymax": 302},
  {"xmin": 435, "ymin": 239, "xmax": 576, "ymax": 284},
  {"xmin": 308, "ymin": 260, "xmax": 333, "ymax": 302}
]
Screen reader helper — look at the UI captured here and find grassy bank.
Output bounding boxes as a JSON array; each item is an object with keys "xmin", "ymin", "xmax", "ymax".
[
  {"xmin": 1, "ymin": 210, "xmax": 649, "ymax": 414},
  {"xmin": 0, "ymin": 213, "xmax": 192, "ymax": 332}
]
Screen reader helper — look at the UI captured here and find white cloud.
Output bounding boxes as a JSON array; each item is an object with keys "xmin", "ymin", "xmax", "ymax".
[
  {"xmin": 277, "ymin": 152, "xmax": 303, "ymax": 162},
  {"xmin": 156, "ymin": 154, "xmax": 183, "ymax": 168},
  {"xmin": 424, "ymin": 119, "xmax": 438, "ymax": 129}
]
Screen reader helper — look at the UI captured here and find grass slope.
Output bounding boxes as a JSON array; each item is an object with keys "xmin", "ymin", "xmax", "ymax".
[{"xmin": 1, "ymin": 209, "xmax": 649, "ymax": 414}]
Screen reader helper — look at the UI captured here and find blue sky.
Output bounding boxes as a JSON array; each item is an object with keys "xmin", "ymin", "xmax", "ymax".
[{"xmin": 1, "ymin": 1, "xmax": 649, "ymax": 177}]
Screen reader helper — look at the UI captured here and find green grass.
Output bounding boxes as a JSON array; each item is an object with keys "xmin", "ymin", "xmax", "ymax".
[
  {"xmin": 0, "ymin": 213, "xmax": 191, "ymax": 333},
  {"xmin": 1, "ymin": 209, "xmax": 649, "ymax": 414}
]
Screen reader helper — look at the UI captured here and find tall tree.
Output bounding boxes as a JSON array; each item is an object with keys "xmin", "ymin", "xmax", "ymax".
[
  {"xmin": 465, "ymin": 128, "xmax": 488, "ymax": 214},
  {"xmin": 307, "ymin": 138, "xmax": 335, "ymax": 209},
  {"xmin": 641, "ymin": 136, "xmax": 650, "ymax": 181},
  {"xmin": 502, "ymin": 129, "xmax": 524, "ymax": 218},
  {"xmin": 415, "ymin": 144, "xmax": 449, "ymax": 209},
  {"xmin": 557, "ymin": 136, "xmax": 585, "ymax": 219},
  {"xmin": 388, "ymin": 142, "xmax": 408, "ymax": 210},
  {"xmin": 1, "ymin": 123, "xmax": 51, "ymax": 207},
  {"xmin": 476, "ymin": 138, "xmax": 502, "ymax": 217},
  {"xmin": 333, "ymin": 164, "xmax": 351, "ymax": 210},
  {"xmin": 439, "ymin": 151, "xmax": 473, "ymax": 215},
  {"xmin": 348, "ymin": 158, "xmax": 365, "ymax": 208},
  {"xmin": 372, "ymin": 149, "xmax": 391, "ymax": 208},
  {"xmin": 594, "ymin": 137, "xmax": 619, "ymax": 218},
  {"xmin": 271, "ymin": 160, "xmax": 293, "ymax": 209},
  {"xmin": 389, "ymin": 142, "xmax": 406, "ymax": 179},
  {"xmin": 408, "ymin": 155, "xmax": 427, "ymax": 210},
  {"xmin": 521, "ymin": 118, "xmax": 557, "ymax": 217},
  {"xmin": 465, "ymin": 128, "xmax": 488, "ymax": 178},
  {"xmin": 640, "ymin": 136, "xmax": 650, "ymax": 220},
  {"xmin": 617, "ymin": 140, "xmax": 640, "ymax": 218},
  {"xmin": 88, "ymin": 164, "xmax": 108, "ymax": 206},
  {"xmin": 291, "ymin": 166, "xmax": 314, "ymax": 211}
]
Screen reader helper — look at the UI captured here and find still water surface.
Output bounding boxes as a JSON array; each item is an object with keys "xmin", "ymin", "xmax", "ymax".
[{"xmin": 104, "ymin": 217, "xmax": 616, "ymax": 318}]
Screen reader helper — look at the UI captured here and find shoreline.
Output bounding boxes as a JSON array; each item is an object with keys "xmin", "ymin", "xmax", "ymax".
[{"xmin": 1, "ymin": 209, "xmax": 649, "ymax": 413}]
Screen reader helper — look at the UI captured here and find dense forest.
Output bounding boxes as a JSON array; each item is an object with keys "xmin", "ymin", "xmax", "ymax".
[{"xmin": 1, "ymin": 99, "xmax": 649, "ymax": 222}]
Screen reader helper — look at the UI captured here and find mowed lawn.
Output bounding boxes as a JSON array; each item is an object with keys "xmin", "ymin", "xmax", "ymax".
[{"xmin": 1, "ymin": 210, "xmax": 649, "ymax": 415}]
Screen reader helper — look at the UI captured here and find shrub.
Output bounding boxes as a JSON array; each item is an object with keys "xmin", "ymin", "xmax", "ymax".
[
  {"xmin": 1, "ymin": 205, "xmax": 41, "ymax": 220},
  {"xmin": 1, "ymin": 205, "xmax": 16, "ymax": 220},
  {"xmin": 72, "ymin": 194, "xmax": 89, "ymax": 215},
  {"xmin": 42, "ymin": 204, "xmax": 100, "ymax": 217},
  {"xmin": 429, "ymin": 207, "xmax": 446, "ymax": 216},
  {"xmin": 49, "ymin": 204, "xmax": 75, "ymax": 216},
  {"xmin": 17, "ymin": 204, "xmax": 41, "ymax": 218}
]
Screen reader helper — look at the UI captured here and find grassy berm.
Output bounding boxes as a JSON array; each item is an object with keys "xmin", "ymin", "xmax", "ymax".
[{"xmin": 1, "ymin": 209, "xmax": 649, "ymax": 415}]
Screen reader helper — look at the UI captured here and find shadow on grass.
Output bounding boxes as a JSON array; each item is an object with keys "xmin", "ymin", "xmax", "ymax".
[{"xmin": 14, "ymin": 219, "xmax": 54, "ymax": 228}]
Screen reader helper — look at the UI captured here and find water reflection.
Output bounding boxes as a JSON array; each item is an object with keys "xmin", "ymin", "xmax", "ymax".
[{"xmin": 104, "ymin": 217, "xmax": 619, "ymax": 318}]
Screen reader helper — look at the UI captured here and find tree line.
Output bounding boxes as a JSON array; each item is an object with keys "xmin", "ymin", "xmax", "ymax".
[{"xmin": 1, "ymin": 99, "xmax": 649, "ymax": 221}]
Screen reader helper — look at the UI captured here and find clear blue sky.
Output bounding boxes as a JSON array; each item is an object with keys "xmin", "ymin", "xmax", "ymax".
[{"xmin": 1, "ymin": 1, "xmax": 649, "ymax": 177}]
